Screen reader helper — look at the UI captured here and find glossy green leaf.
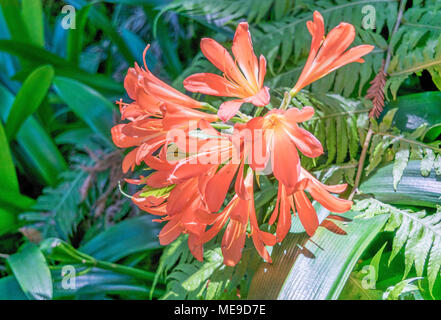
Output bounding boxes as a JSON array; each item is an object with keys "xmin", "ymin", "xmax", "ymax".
[
  {"xmin": 0, "ymin": 83, "xmax": 67, "ymax": 186},
  {"xmin": 383, "ymin": 92, "xmax": 441, "ymax": 142},
  {"xmin": 0, "ymin": 276, "xmax": 27, "ymax": 300},
  {"xmin": 0, "ymin": 121, "xmax": 18, "ymax": 191},
  {"xmin": 0, "ymin": 187, "xmax": 36, "ymax": 211},
  {"xmin": 80, "ymin": 215, "xmax": 160, "ymax": 262},
  {"xmin": 51, "ymin": 267, "xmax": 163, "ymax": 299},
  {"xmin": 7, "ymin": 243, "xmax": 53, "ymax": 300},
  {"xmin": 248, "ymin": 213, "xmax": 388, "ymax": 300},
  {"xmin": 0, "ymin": 0, "xmax": 30, "ymax": 42},
  {"xmin": 53, "ymin": 77, "xmax": 115, "ymax": 147},
  {"xmin": 5, "ymin": 65, "xmax": 54, "ymax": 141},
  {"xmin": 67, "ymin": 4, "xmax": 91, "ymax": 65},
  {"xmin": 360, "ymin": 161, "xmax": 441, "ymax": 208}
]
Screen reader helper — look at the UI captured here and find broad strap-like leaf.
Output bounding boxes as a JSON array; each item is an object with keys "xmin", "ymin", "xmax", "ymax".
[
  {"xmin": 5, "ymin": 65, "xmax": 54, "ymax": 142},
  {"xmin": 360, "ymin": 160, "xmax": 441, "ymax": 208},
  {"xmin": 247, "ymin": 212, "xmax": 388, "ymax": 300},
  {"xmin": 7, "ymin": 243, "xmax": 53, "ymax": 300}
]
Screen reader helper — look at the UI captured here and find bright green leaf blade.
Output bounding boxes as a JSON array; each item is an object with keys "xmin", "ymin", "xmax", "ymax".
[
  {"xmin": 248, "ymin": 213, "xmax": 388, "ymax": 300},
  {"xmin": 0, "ymin": 207, "xmax": 17, "ymax": 236},
  {"xmin": 0, "ymin": 187, "xmax": 36, "ymax": 211},
  {"xmin": 21, "ymin": 0, "xmax": 44, "ymax": 47},
  {"xmin": 80, "ymin": 215, "xmax": 160, "ymax": 262},
  {"xmin": 53, "ymin": 77, "xmax": 115, "ymax": 147},
  {"xmin": 5, "ymin": 64, "xmax": 54, "ymax": 141},
  {"xmin": 360, "ymin": 161, "xmax": 441, "ymax": 208},
  {"xmin": 0, "ymin": 0, "xmax": 30, "ymax": 42},
  {"xmin": 0, "ymin": 121, "xmax": 18, "ymax": 191},
  {"xmin": 7, "ymin": 243, "xmax": 53, "ymax": 300},
  {"xmin": 0, "ymin": 83, "xmax": 67, "ymax": 186}
]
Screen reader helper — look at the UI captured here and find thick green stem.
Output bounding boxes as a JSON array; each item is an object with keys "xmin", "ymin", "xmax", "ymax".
[{"xmin": 87, "ymin": 260, "xmax": 157, "ymax": 283}]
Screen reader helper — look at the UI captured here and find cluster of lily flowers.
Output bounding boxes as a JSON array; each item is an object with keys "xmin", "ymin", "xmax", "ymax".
[{"xmin": 112, "ymin": 11, "xmax": 374, "ymax": 266}]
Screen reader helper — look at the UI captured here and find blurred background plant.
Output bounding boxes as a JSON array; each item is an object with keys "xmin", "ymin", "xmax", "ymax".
[{"xmin": 0, "ymin": 0, "xmax": 440, "ymax": 300}]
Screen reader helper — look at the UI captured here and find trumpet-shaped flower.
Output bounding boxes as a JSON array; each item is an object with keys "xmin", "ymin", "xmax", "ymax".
[
  {"xmin": 270, "ymin": 167, "xmax": 353, "ymax": 241},
  {"xmin": 291, "ymin": 11, "xmax": 374, "ymax": 95},
  {"xmin": 246, "ymin": 106, "xmax": 323, "ymax": 188},
  {"xmin": 184, "ymin": 22, "xmax": 270, "ymax": 122}
]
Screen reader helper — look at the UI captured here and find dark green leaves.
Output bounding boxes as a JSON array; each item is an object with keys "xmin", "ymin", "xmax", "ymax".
[
  {"xmin": 53, "ymin": 77, "xmax": 115, "ymax": 147},
  {"xmin": 383, "ymin": 92, "xmax": 441, "ymax": 142},
  {"xmin": 7, "ymin": 243, "xmax": 53, "ymax": 300},
  {"xmin": 80, "ymin": 215, "xmax": 161, "ymax": 262},
  {"xmin": 0, "ymin": 40, "xmax": 123, "ymax": 95},
  {"xmin": 5, "ymin": 65, "xmax": 54, "ymax": 142}
]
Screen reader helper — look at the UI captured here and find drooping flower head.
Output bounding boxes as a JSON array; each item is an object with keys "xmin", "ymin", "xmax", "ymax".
[
  {"xmin": 110, "ymin": 11, "xmax": 377, "ymax": 266},
  {"xmin": 184, "ymin": 22, "xmax": 270, "ymax": 122},
  {"xmin": 291, "ymin": 11, "xmax": 375, "ymax": 95}
]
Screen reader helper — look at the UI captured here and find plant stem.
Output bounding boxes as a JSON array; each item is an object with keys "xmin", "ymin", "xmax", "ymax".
[
  {"xmin": 348, "ymin": 124, "xmax": 373, "ymax": 200},
  {"xmin": 280, "ymin": 91, "xmax": 291, "ymax": 110},
  {"xmin": 348, "ymin": 0, "xmax": 407, "ymax": 200},
  {"xmin": 86, "ymin": 260, "xmax": 157, "ymax": 282}
]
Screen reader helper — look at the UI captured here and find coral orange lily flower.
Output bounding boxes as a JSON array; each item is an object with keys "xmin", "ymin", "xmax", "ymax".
[
  {"xmin": 270, "ymin": 167, "xmax": 353, "ymax": 241},
  {"xmin": 291, "ymin": 11, "xmax": 374, "ymax": 95},
  {"xmin": 246, "ymin": 106, "xmax": 323, "ymax": 189},
  {"xmin": 125, "ymin": 45, "xmax": 202, "ymax": 111},
  {"xmin": 201, "ymin": 170, "xmax": 276, "ymax": 266},
  {"xmin": 184, "ymin": 22, "xmax": 270, "ymax": 122}
]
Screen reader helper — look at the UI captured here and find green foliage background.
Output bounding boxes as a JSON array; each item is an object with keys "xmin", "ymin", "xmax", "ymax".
[{"xmin": 0, "ymin": 0, "xmax": 440, "ymax": 300}]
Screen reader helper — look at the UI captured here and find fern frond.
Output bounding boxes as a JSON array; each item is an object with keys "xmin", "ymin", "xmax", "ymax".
[
  {"xmin": 386, "ymin": 4, "xmax": 441, "ymax": 98},
  {"xmin": 20, "ymin": 162, "xmax": 90, "ymax": 240},
  {"xmin": 354, "ymin": 198, "xmax": 441, "ymax": 294},
  {"xmin": 364, "ymin": 108, "xmax": 441, "ymax": 186}
]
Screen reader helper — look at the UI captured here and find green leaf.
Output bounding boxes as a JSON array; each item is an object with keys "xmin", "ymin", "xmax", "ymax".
[
  {"xmin": 383, "ymin": 277, "xmax": 422, "ymax": 300},
  {"xmin": 5, "ymin": 65, "xmax": 54, "ymax": 142},
  {"xmin": 354, "ymin": 199, "xmax": 441, "ymax": 295},
  {"xmin": 0, "ymin": 121, "xmax": 18, "ymax": 191},
  {"xmin": 7, "ymin": 243, "xmax": 53, "ymax": 300},
  {"xmin": 66, "ymin": 0, "xmax": 135, "ymax": 63},
  {"xmin": 0, "ymin": 276, "xmax": 27, "ymax": 300},
  {"xmin": 40, "ymin": 238, "xmax": 95, "ymax": 265},
  {"xmin": 0, "ymin": 83, "xmax": 67, "ymax": 186},
  {"xmin": 360, "ymin": 160, "xmax": 441, "ymax": 208},
  {"xmin": 53, "ymin": 77, "xmax": 115, "ymax": 147},
  {"xmin": 0, "ymin": 187, "xmax": 35, "ymax": 211},
  {"xmin": 67, "ymin": 4, "xmax": 91, "ymax": 65},
  {"xmin": 393, "ymin": 145, "xmax": 409, "ymax": 190},
  {"xmin": 0, "ymin": 40, "xmax": 123, "ymax": 95},
  {"xmin": 247, "ymin": 213, "xmax": 388, "ymax": 299},
  {"xmin": 370, "ymin": 241, "xmax": 387, "ymax": 283},
  {"xmin": 21, "ymin": 0, "xmax": 44, "ymax": 47},
  {"xmin": 80, "ymin": 215, "xmax": 161, "ymax": 262},
  {"xmin": 0, "ymin": 0, "xmax": 30, "ymax": 42},
  {"xmin": 382, "ymin": 91, "xmax": 441, "ymax": 142},
  {"xmin": 0, "ymin": 207, "xmax": 17, "ymax": 236}
]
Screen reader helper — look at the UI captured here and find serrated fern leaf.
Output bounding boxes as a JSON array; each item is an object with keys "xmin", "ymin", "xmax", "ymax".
[
  {"xmin": 354, "ymin": 199, "xmax": 441, "ymax": 294},
  {"xmin": 20, "ymin": 169, "xmax": 88, "ymax": 240}
]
